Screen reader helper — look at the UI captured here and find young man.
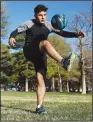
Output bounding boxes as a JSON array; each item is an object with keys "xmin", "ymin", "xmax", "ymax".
[{"xmin": 8, "ymin": 4, "xmax": 85, "ymax": 114}]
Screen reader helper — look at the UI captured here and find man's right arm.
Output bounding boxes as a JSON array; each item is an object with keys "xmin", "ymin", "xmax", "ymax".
[{"xmin": 9, "ymin": 20, "xmax": 33, "ymax": 47}]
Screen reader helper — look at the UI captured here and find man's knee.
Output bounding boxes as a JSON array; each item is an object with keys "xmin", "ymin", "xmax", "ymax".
[
  {"xmin": 36, "ymin": 70, "xmax": 46, "ymax": 83},
  {"xmin": 37, "ymin": 72, "xmax": 43, "ymax": 80},
  {"xmin": 37, "ymin": 72, "xmax": 45, "ymax": 85},
  {"xmin": 39, "ymin": 40, "xmax": 49, "ymax": 50}
]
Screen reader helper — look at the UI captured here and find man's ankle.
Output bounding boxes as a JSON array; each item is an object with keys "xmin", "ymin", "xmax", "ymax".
[{"xmin": 37, "ymin": 104, "xmax": 42, "ymax": 108}]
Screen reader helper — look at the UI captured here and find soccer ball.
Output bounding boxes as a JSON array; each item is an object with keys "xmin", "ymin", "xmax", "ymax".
[{"xmin": 51, "ymin": 14, "xmax": 67, "ymax": 30}]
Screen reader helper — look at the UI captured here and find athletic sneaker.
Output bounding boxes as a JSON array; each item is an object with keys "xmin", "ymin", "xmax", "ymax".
[
  {"xmin": 36, "ymin": 106, "xmax": 47, "ymax": 114},
  {"xmin": 62, "ymin": 51, "xmax": 76, "ymax": 71}
]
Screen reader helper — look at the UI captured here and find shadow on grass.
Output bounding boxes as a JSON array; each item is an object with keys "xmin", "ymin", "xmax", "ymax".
[{"xmin": 1, "ymin": 104, "xmax": 36, "ymax": 114}]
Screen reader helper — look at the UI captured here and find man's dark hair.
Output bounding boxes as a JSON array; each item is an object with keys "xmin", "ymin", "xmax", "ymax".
[{"xmin": 34, "ymin": 4, "xmax": 48, "ymax": 15}]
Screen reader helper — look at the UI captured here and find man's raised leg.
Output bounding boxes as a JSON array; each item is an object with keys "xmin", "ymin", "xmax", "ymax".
[
  {"xmin": 39, "ymin": 40, "xmax": 75, "ymax": 71},
  {"xmin": 39, "ymin": 40, "xmax": 63, "ymax": 63}
]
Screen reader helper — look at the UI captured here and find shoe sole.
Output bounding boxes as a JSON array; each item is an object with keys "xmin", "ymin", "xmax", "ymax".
[
  {"xmin": 36, "ymin": 111, "xmax": 47, "ymax": 114},
  {"xmin": 67, "ymin": 52, "xmax": 76, "ymax": 71}
]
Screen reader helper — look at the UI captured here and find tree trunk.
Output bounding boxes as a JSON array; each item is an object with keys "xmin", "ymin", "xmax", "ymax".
[
  {"xmin": 58, "ymin": 66, "xmax": 63, "ymax": 92},
  {"xmin": 81, "ymin": 64, "xmax": 86, "ymax": 94},
  {"xmin": 51, "ymin": 77, "xmax": 55, "ymax": 92},
  {"xmin": 59, "ymin": 74, "xmax": 63, "ymax": 92},
  {"xmin": 79, "ymin": 37, "xmax": 86, "ymax": 94},
  {"xmin": 67, "ymin": 81, "xmax": 69, "ymax": 92},
  {"xmin": 25, "ymin": 59, "xmax": 29, "ymax": 92},
  {"xmin": 25, "ymin": 78, "xmax": 28, "ymax": 92}
]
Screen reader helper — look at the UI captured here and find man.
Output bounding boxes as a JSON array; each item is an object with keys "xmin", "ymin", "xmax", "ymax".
[{"xmin": 8, "ymin": 4, "xmax": 85, "ymax": 114}]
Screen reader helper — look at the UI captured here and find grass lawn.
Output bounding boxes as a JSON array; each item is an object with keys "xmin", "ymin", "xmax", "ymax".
[{"xmin": 1, "ymin": 91, "xmax": 92, "ymax": 121}]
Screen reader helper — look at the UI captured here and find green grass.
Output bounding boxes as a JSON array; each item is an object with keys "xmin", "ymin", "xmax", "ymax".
[{"xmin": 1, "ymin": 91, "xmax": 92, "ymax": 121}]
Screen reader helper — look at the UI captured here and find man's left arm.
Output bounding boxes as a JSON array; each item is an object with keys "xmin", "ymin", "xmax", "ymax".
[
  {"xmin": 47, "ymin": 21, "xmax": 85, "ymax": 38},
  {"xmin": 55, "ymin": 30, "xmax": 85, "ymax": 38}
]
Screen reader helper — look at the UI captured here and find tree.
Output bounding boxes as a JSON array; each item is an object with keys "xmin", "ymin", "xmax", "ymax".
[
  {"xmin": 1, "ymin": 2, "xmax": 11, "ymax": 85},
  {"xmin": 68, "ymin": 9, "xmax": 92, "ymax": 94},
  {"xmin": 1, "ymin": 1, "xmax": 9, "ymax": 39},
  {"xmin": 0, "ymin": 43, "xmax": 11, "ymax": 84},
  {"xmin": 8, "ymin": 50, "xmax": 35, "ymax": 91}
]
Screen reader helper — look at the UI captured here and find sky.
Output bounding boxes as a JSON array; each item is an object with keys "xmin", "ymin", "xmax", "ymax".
[{"xmin": 3, "ymin": 1, "xmax": 92, "ymax": 52}]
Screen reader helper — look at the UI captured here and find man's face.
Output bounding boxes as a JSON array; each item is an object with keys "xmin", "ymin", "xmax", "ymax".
[{"xmin": 35, "ymin": 11, "xmax": 47, "ymax": 24}]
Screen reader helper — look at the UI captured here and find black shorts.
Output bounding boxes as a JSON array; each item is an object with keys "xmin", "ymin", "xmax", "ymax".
[{"xmin": 23, "ymin": 40, "xmax": 47, "ymax": 79}]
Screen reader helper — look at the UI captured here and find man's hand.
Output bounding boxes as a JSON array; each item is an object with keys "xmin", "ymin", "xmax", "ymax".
[
  {"xmin": 77, "ymin": 31, "xmax": 85, "ymax": 38},
  {"xmin": 8, "ymin": 37, "xmax": 16, "ymax": 47}
]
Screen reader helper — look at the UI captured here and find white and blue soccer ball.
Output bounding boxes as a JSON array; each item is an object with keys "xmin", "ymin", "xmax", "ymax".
[{"xmin": 51, "ymin": 14, "xmax": 67, "ymax": 30}]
